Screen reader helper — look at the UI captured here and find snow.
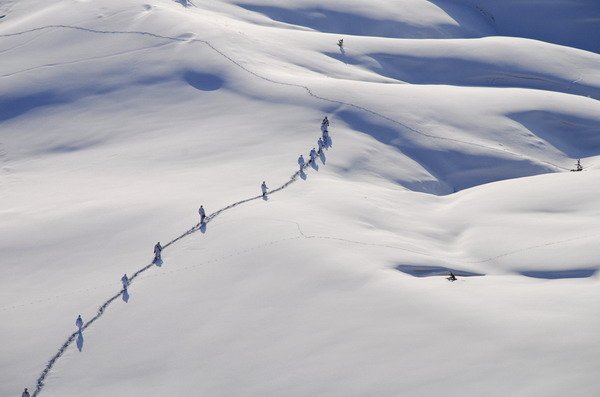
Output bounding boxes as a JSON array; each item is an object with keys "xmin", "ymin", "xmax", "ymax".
[{"xmin": 1, "ymin": 0, "xmax": 599, "ymax": 395}]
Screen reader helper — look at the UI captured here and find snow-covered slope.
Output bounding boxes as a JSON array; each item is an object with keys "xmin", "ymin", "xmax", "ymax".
[{"xmin": 1, "ymin": 0, "xmax": 599, "ymax": 396}]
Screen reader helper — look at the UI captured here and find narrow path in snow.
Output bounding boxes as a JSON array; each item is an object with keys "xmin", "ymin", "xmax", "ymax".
[
  {"xmin": 0, "ymin": 24, "xmax": 571, "ymax": 172},
  {"xmin": 30, "ymin": 159, "xmax": 317, "ymax": 396},
  {"xmin": 282, "ymin": 219, "xmax": 600, "ymax": 265}
]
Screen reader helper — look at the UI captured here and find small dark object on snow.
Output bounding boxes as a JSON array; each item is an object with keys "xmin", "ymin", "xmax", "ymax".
[
  {"xmin": 76, "ymin": 315, "xmax": 83, "ymax": 331},
  {"xmin": 199, "ymin": 205, "xmax": 206, "ymax": 224},
  {"xmin": 261, "ymin": 181, "xmax": 268, "ymax": 197},
  {"xmin": 570, "ymin": 159, "xmax": 583, "ymax": 172},
  {"xmin": 22, "ymin": 388, "xmax": 30, "ymax": 397},
  {"xmin": 337, "ymin": 38, "xmax": 344, "ymax": 48},
  {"xmin": 447, "ymin": 272, "xmax": 457, "ymax": 282},
  {"xmin": 154, "ymin": 242, "xmax": 162, "ymax": 262}
]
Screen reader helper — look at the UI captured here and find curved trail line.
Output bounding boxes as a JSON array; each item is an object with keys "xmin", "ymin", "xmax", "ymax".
[
  {"xmin": 281, "ymin": 219, "xmax": 600, "ymax": 266},
  {"xmin": 31, "ymin": 161, "xmax": 313, "ymax": 396},
  {"xmin": 0, "ymin": 24, "xmax": 570, "ymax": 172}
]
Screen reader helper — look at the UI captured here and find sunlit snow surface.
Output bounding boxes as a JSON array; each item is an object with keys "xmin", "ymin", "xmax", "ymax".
[{"xmin": 1, "ymin": 0, "xmax": 599, "ymax": 396}]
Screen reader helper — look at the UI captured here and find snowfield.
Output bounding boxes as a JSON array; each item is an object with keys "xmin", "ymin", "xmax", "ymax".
[{"xmin": 1, "ymin": 0, "xmax": 600, "ymax": 396}]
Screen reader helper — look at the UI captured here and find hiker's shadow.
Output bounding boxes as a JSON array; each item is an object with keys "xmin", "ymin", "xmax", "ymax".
[
  {"xmin": 154, "ymin": 258, "xmax": 163, "ymax": 267},
  {"xmin": 77, "ymin": 331, "xmax": 84, "ymax": 352},
  {"xmin": 300, "ymin": 169, "xmax": 307, "ymax": 180},
  {"xmin": 122, "ymin": 288, "xmax": 130, "ymax": 303},
  {"xmin": 310, "ymin": 160, "xmax": 319, "ymax": 171},
  {"xmin": 200, "ymin": 222, "xmax": 207, "ymax": 234},
  {"xmin": 319, "ymin": 151, "xmax": 326, "ymax": 164},
  {"xmin": 262, "ymin": 195, "xmax": 269, "ymax": 201}
]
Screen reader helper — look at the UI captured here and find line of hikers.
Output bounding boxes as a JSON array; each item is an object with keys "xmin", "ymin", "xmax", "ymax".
[
  {"xmin": 297, "ymin": 116, "xmax": 331, "ymax": 173},
  {"xmin": 265, "ymin": 116, "xmax": 332, "ymax": 199},
  {"xmin": 25, "ymin": 117, "xmax": 335, "ymax": 397}
]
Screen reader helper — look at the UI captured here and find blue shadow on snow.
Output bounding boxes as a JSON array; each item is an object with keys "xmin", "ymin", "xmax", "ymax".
[
  {"xmin": 519, "ymin": 268, "xmax": 598, "ymax": 280},
  {"xmin": 336, "ymin": 109, "xmax": 553, "ymax": 195},
  {"xmin": 183, "ymin": 71, "xmax": 224, "ymax": 91},
  {"xmin": 76, "ymin": 331, "xmax": 84, "ymax": 352},
  {"xmin": 396, "ymin": 264, "xmax": 484, "ymax": 278},
  {"xmin": 236, "ymin": 4, "xmax": 464, "ymax": 39},
  {"xmin": 0, "ymin": 91, "xmax": 69, "ymax": 122}
]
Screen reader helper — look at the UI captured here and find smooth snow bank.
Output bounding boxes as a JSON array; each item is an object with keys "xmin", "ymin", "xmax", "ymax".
[
  {"xmin": 229, "ymin": 0, "xmax": 600, "ymax": 53},
  {"xmin": 463, "ymin": 0, "xmax": 600, "ymax": 53}
]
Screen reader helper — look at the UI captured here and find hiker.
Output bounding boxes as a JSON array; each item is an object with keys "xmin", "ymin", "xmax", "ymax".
[
  {"xmin": 317, "ymin": 137, "xmax": 324, "ymax": 153},
  {"xmin": 298, "ymin": 154, "xmax": 305, "ymax": 170},
  {"xmin": 261, "ymin": 181, "xmax": 268, "ymax": 197},
  {"xmin": 447, "ymin": 272, "xmax": 457, "ymax": 282},
  {"xmin": 199, "ymin": 205, "xmax": 206, "ymax": 224},
  {"xmin": 309, "ymin": 148, "xmax": 317, "ymax": 163},
  {"xmin": 154, "ymin": 242, "xmax": 162, "ymax": 262},
  {"xmin": 321, "ymin": 116, "xmax": 329, "ymax": 133},
  {"xmin": 121, "ymin": 274, "xmax": 129, "ymax": 290},
  {"xmin": 322, "ymin": 129, "xmax": 330, "ymax": 146},
  {"xmin": 22, "ymin": 388, "xmax": 30, "ymax": 397},
  {"xmin": 76, "ymin": 315, "xmax": 83, "ymax": 332}
]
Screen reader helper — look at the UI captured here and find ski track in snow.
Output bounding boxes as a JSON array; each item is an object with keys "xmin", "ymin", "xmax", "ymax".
[
  {"xmin": 0, "ymin": 28, "xmax": 59, "ymax": 56},
  {"xmin": 282, "ymin": 219, "xmax": 600, "ymax": 265},
  {"xmin": 0, "ymin": 41, "xmax": 174, "ymax": 79},
  {"xmin": 2, "ymin": 23, "xmax": 580, "ymax": 395},
  {"xmin": 0, "ymin": 25, "xmax": 572, "ymax": 172}
]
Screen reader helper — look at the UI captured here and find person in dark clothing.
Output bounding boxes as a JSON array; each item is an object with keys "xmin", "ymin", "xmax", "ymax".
[
  {"xmin": 298, "ymin": 154, "xmax": 305, "ymax": 170},
  {"xmin": 261, "ymin": 181, "xmax": 269, "ymax": 197},
  {"xmin": 121, "ymin": 274, "xmax": 129, "ymax": 290},
  {"xmin": 309, "ymin": 148, "xmax": 317, "ymax": 163},
  {"xmin": 199, "ymin": 205, "xmax": 206, "ymax": 224},
  {"xmin": 154, "ymin": 242, "xmax": 162, "ymax": 262}
]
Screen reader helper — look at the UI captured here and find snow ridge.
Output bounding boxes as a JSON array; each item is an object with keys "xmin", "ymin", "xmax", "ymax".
[{"xmin": 0, "ymin": 24, "xmax": 572, "ymax": 173}]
